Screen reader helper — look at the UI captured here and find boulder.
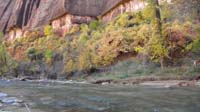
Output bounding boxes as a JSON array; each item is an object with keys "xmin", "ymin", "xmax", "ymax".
[
  {"xmin": 0, "ymin": 93, "xmax": 8, "ymax": 99},
  {"xmin": 1, "ymin": 97, "xmax": 23, "ymax": 104}
]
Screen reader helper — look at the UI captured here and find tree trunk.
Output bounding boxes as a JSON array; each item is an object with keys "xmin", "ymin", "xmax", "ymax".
[
  {"xmin": 152, "ymin": 0, "xmax": 162, "ymax": 36},
  {"xmin": 142, "ymin": 54, "xmax": 149, "ymax": 68},
  {"xmin": 160, "ymin": 57, "xmax": 164, "ymax": 70},
  {"xmin": 152, "ymin": 0, "xmax": 164, "ymax": 69},
  {"xmin": 154, "ymin": 0, "xmax": 161, "ymax": 20}
]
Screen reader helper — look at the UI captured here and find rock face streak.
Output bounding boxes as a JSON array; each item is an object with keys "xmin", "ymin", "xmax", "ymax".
[
  {"xmin": 0, "ymin": 0, "xmax": 66, "ymax": 32},
  {"xmin": 0, "ymin": 0, "xmax": 145, "ymax": 39}
]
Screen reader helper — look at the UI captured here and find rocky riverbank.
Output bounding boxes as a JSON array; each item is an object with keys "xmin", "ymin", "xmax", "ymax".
[
  {"xmin": 1, "ymin": 74, "xmax": 200, "ymax": 88},
  {"xmin": 89, "ymin": 75, "xmax": 200, "ymax": 87}
]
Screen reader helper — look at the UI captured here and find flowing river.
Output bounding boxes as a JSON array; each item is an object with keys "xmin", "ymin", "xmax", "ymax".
[{"xmin": 0, "ymin": 80, "xmax": 200, "ymax": 112}]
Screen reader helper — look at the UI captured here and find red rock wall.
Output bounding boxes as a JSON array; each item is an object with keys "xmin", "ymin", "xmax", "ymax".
[
  {"xmin": 6, "ymin": 28, "xmax": 24, "ymax": 41},
  {"xmin": 0, "ymin": 0, "xmax": 145, "ymax": 40},
  {"xmin": 5, "ymin": 13, "xmax": 95, "ymax": 39},
  {"xmin": 51, "ymin": 14, "xmax": 72, "ymax": 36},
  {"xmin": 51, "ymin": 14, "xmax": 95, "ymax": 36},
  {"xmin": 0, "ymin": 0, "xmax": 62, "ymax": 32},
  {"xmin": 102, "ymin": 0, "xmax": 146, "ymax": 22}
]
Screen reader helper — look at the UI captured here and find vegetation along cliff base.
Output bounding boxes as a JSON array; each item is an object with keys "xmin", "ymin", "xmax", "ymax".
[{"xmin": 0, "ymin": 0, "xmax": 200, "ymax": 85}]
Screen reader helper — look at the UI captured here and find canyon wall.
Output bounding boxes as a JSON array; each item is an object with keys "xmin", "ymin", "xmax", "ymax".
[
  {"xmin": 0, "ymin": 0, "xmax": 67, "ymax": 39},
  {"xmin": 0, "ymin": 0, "xmax": 199, "ymax": 40},
  {"xmin": 0, "ymin": 0, "xmax": 143, "ymax": 39},
  {"xmin": 51, "ymin": 14, "xmax": 95, "ymax": 36},
  {"xmin": 102, "ymin": 0, "xmax": 146, "ymax": 22},
  {"xmin": 0, "ymin": 0, "xmax": 116, "ymax": 33},
  {"xmin": 0, "ymin": 0, "xmax": 66, "ymax": 32}
]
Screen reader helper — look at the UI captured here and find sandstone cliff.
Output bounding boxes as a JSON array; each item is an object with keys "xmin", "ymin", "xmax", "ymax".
[
  {"xmin": 0, "ymin": 0, "xmax": 65, "ymax": 32},
  {"xmin": 0, "ymin": 0, "xmax": 124, "ymax": 33},
  {"xmin": 0, "ymin": 0, "xmax": 199, "ymax": 37}
]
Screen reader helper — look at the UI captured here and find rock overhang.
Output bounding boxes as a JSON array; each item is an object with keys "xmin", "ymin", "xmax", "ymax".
[{"xmin": 0, "ymin": 0, "xmax": 125, "ymax": 33}]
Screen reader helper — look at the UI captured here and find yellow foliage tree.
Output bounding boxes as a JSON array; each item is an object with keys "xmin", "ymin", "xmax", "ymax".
[
  {"xmin": 78, "ymin": 50, "xmax": 92, "ymax": 71},
  {"xmin": 64, "ymin": 59, "xmax": 76, "ymax": 73},
  {"xmin": 0, "ymin": 33, "xmax": 8, "ymax": 75},
  {"xmin": 44, "ymin": 25, "xmax": 54, "ymax": 37}
]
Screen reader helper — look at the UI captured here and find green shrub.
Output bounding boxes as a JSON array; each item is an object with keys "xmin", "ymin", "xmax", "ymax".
[
  {"xmin": 64, "ymin": 59, "xmax": 76, "ymax": 73},
  {"xmin": 78, "ymin": 51, "xmax": 92, "ymax": 71},
  {"xmin": 0, "ymin": 32, "xmax": 10, "ymax": 75},
  {"xmin": 186, "ymin": 26, "xmax": 200, "ymax": 52},
  {"xmin": 44, "ymin": 25, "xmax": 54, "ymax": 37},
  {"xmin": 68, "ymin": 25, "xmax": 80, "ymax": 34},
  {"xmin": 44, "ymin": 49, "xmax": 53, "ymax": 65},
  {"xmin": 26, "ymin": 47, "xmax": 43, "ymax": 61},
  {"xmin": 89, "ymin": 20, "xmax": 101, "ymax": 30},
  {"xmin": 80, "ymin": 24, "xmax": 89, "ymax": 32},
  {"xmin": 44, "ymin": 49, "xmax": 53, "ymax": 59}
]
